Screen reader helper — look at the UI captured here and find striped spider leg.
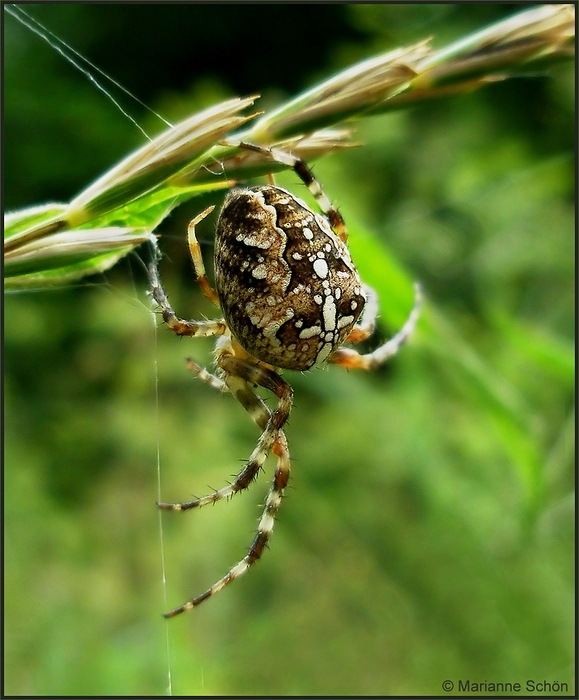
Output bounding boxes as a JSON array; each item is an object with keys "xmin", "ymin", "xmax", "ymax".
[
  {"xmin": 150, "ymin": 209, "xmax": 292, "ymax": 618},
  {"xmin": 150, "ymin": 143, "xmax": 420, "ymax": 617}
]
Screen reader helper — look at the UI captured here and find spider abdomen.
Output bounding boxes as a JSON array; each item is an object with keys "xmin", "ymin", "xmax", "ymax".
[{"xmin": 214, "ymin": 185, "xmax": 366, "ymax": 370}]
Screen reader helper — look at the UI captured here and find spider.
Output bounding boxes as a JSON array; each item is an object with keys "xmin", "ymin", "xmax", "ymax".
[{"xmin": 149, "ymin": 141, "xmax": 421, "ymax": 618}]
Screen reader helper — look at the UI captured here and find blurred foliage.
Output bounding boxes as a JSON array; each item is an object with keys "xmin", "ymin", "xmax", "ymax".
[{"xmin": 4, "ymin": 4, "xmax": 574, "ymax": 696}]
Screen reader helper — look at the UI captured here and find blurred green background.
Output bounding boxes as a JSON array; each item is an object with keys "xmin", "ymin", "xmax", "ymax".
[{"xmin": 4, "ymin": 4, "xmax": 574, "ymax": 696}]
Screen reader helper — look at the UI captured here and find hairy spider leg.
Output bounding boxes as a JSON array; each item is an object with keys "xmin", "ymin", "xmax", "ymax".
[
  {"xmin": 148, "ymin": 204, "xmax": 222, "ymax": 336},
  {"xmin": 234, "ymin": 140, "xmax": 349, "ymax": 244},
  {"xmin": 163, "ymin": 433, "xmax": 290, "ymax": 618},
  {"xmin": 149, "ymin": 194, "xmax": 293, "ymax": 616},
  {"xmin": 162, "ymin": 355, "xmax": 292, "ymax": 617},
  {"xmin": 148, "ymin": 256, "xmax": 227, "ymax": 338},
  {"xmin": 184, "ymin": 357, "xmax": 229, "ymax": 393},
  {"xmin": 157, "ymin": 357, "xmax": 287, "ymax": 511},
  {"xmin": 329, "ymin": 283, "xmax": 422, "ymax": 370}
]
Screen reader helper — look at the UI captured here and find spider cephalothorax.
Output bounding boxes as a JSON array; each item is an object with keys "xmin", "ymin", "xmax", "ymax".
[{"xmin": 149, "ymin": 142, "xmax": 421, "ymax": 617}]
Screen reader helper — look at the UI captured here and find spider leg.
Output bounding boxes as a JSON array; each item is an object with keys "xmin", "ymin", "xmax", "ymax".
[
  {"xmin": 186, "ymin": 206, "xmax": 220, "ymax": 307},
  {"xmin": 163, "ymin": 356, "xmax": 293, "ymax": 617},
  {"xmin": 184, "ymin": 357, "xmax": 229, "ymax": 393},
  {"xmin": 164, "ymin": 431, "xmax": 290, "ymax": 618},
  {"xmin": 329, "ymin": 283, "xmax": 422, "ymax": 370},
  {"xmin": 148, "ymin": 249, "xmax": 227, "ymax": 338},
  {"xmin": 159, "ymin": 357, "xmax": 292, "ymax": 511}
]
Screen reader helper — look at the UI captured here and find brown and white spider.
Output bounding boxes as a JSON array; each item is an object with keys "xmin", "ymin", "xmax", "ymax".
[{"xmin": 149, "ymin": 142, "xmax": 421, "ymax": 617}]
